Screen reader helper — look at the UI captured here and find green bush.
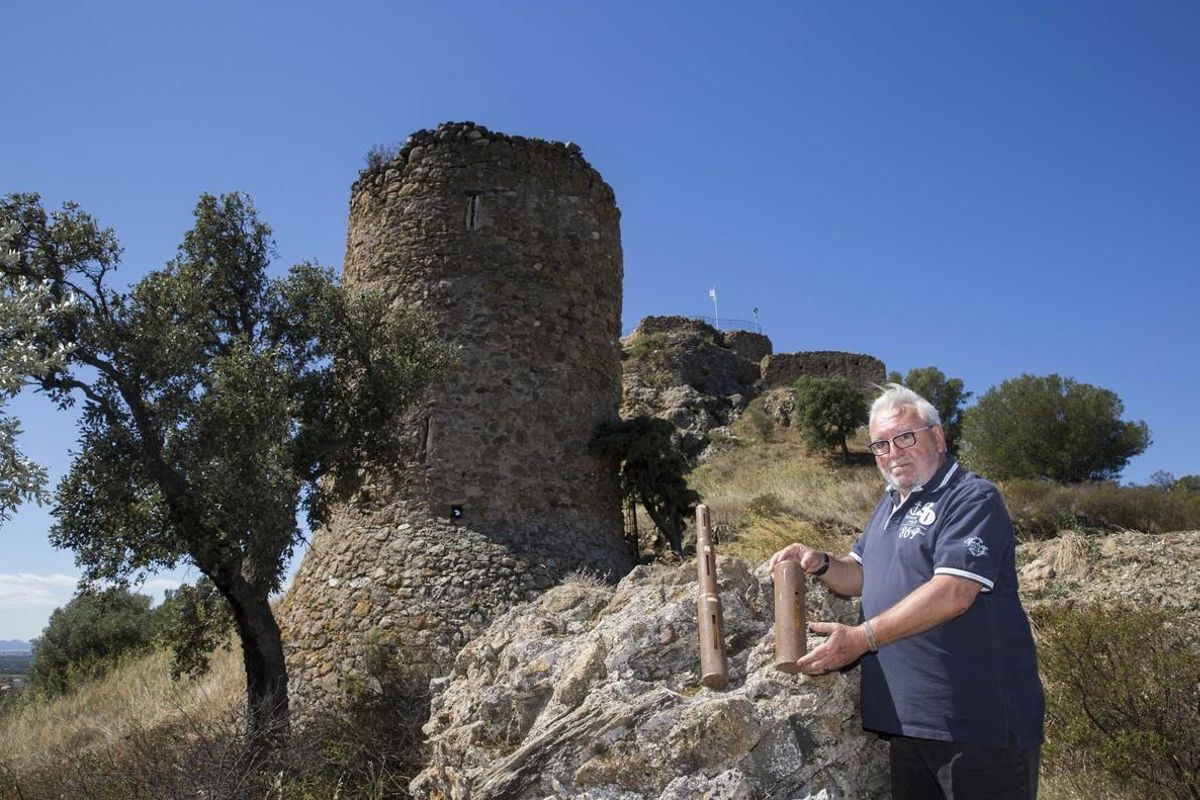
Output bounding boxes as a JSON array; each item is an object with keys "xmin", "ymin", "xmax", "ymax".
[
  {"xmin": 1036, "ymin": 603, "xmax": 1200, "ymax": 800},
  {"xmin": 886, "ymin": 367, "xmax": 971, "ymax": 455},
  {"xmin": 792, "ymin": 375, "xmax": 867, "ymax": 461},
  {"xmin": 1001, "ymin": 479, "xmax": 1200, "ymax": 538},
  {"xmin": 591, "ymin": 416, "xmax": 699, "ymax": 556},
  {"xmin": 960, "ymin": 374, "xmax": 1150, "ymax": 482},
  {"xmin": 27, "ymin": 588, "xmax": 156, "ymax": 697},
  {"xmin": 154, "ymin": 579, "xmax": 234, "ymax": 680}
]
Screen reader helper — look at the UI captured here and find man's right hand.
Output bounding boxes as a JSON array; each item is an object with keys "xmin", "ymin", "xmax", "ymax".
[{"xmin": 767, "ymin": 543, "xmax": 825, "ymax": 575}]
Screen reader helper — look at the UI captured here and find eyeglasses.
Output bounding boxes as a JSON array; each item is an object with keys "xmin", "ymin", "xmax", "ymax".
[{"xmin": 868, "ymin": 425, "xmax": 935, "ymax": 457}]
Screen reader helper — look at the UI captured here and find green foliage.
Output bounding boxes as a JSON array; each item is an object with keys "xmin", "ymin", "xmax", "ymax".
[
  {"xmin": 27, "ymin": 588, "xmax": 156, "ymax": 697},
  {"xmin": 1000, "ymin": 478, "xmax": 1200, "ymax": 537},
  {"xmin": 154, "ymin": 579, "xmax": 234, "ymax": 680},
  {"xmin": 591, "ymin": 416, "xmax": 699, "ymax": 556},
  {"xmin": 1176, "ymin": 475, "xmax": 1200, "ymax": 493},
  {"xmin": 791, "ymin": 375, "xmax": 868, "ymax": 461},
  {"xmin": 2, "ymin": 192, "xmax": 452, "ymax": 739},
  {"xmin": 887, "ymin": 366, "xmax": 971, "ymax": 455},
  {"xmin": 1152, "ymin": 471, "xmax": 1200, "ymax": 494},
  {"xmin": 960, "ymin": 373, "xmax": 1150, "ymax": 482},
  {"xmin": 0, "ymin": 215, "xmax": 76, "ymax": 524},
  {"xmin": 1036, "ymin": 603, "xmax": 1200, "ymax": 800}
]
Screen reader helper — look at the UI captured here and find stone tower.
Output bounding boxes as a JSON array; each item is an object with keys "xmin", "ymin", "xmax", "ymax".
[{"xmin": 282, "ymin": 122, "xmax": 632, "ymax": 707}]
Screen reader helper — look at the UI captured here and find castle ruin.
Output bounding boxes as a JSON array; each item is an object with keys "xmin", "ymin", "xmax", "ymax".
[{"xmin": 281, "ymin": 122, "xmax": 633, "ymax": 708}]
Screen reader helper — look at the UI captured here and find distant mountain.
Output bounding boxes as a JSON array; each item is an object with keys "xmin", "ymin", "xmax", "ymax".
[{"xmin": 0, "ymin": 640, "xmax": 31, "ymax": 653}]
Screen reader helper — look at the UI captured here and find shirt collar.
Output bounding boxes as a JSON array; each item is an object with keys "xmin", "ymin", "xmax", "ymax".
[{"xmin": 886, "ymin": 458, "xmax": 960, "ymax": 507}]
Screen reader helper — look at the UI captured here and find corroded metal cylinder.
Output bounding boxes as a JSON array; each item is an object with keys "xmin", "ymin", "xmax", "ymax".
[
  {"xmin": 773, "ymin": 559, "xmax": 807, "ymax": 673},
  {"xmin": 695, "ymin": 504, "xmax": 728, "ymax": 689}
]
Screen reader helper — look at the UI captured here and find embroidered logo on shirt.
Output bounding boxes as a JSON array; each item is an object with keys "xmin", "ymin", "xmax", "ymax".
[
  {"xmin": 898, "ymin": 502, "xmax": 938, "ymax": 540},
  {"xmin": 964, "ymin": 536, "xmax": 989, "ymax": 557}
]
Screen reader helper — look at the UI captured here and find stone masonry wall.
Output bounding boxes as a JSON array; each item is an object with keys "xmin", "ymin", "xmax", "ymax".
[
  {"xmin": 760, "ymin": 350, "xmax": 885, "ymax": 390},
  {"xmin": 281, "ymin": 122, "xmax": 633, "ymax": 709},
  {"xmin": 722, "ymin": 330, "xmax": 772, "ymax": 364}
]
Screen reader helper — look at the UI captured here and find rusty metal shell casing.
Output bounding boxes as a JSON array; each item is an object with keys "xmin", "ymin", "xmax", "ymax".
[
  {"xmin": 695, "ymin": 504, "xmax": 729, "ymax": 689},
  {"xmin": 773, "ymin": 560, "xmax": 807, "ymax": 673}
]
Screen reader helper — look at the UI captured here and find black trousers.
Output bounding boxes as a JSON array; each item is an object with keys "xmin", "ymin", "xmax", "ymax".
[{"xmin": 888, "ymin": 735, "xmax": 1040, "ymax": 800}]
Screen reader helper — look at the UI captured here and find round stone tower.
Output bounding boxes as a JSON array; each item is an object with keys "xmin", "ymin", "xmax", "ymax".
[{"xmin": 281, "ymin": 122, "xmax": 632, "ymax": 707}]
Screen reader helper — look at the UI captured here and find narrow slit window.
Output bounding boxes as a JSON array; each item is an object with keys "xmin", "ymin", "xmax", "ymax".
[
  {"xmin": 420, "ymin": 416, "xmax": 433, "ymax": 464},
  {"xmin": 466, "ymin": 193, "xmax": 482, "ymax": 230}
]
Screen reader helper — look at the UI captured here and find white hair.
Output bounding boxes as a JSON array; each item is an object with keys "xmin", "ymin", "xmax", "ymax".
[{"xmin": 870, "ymin": 383, "xmax": 941, "ymax": 428}]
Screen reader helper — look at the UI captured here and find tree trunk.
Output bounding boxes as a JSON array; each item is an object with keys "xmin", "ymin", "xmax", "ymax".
[
  {"xmin": 644, "ymin": 503, "xmax": 683, "ymax": 556},
  {"xmin": 223, "ymin": 582, "xmax": 290, "ymax": 746}
]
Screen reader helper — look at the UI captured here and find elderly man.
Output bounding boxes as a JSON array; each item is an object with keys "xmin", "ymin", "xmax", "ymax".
[{"xmin": 769, "ymin": 384, "xmax": 1044, "ymax": 800}]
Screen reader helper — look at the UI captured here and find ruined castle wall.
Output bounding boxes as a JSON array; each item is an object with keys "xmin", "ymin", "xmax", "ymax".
[
  {"xmin": 722, "ymin": 330, "xmax": 772, "ymax": 364},
  {"xmin": 760, "ymin": 351, "xmax": 886, "ymax": 389},
  {"xmin": 282, "ymin": 123, "xmax": 632, "ymax": 708}
]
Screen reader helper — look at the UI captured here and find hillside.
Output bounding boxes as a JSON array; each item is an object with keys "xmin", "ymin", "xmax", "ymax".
[
  {"xmin": 1, "ymin": 324, "xmax": 1196, "ymax": 799},
  {"xmin": 4, "ymin": 405, "xmax": 1195, "ymax": 798}
]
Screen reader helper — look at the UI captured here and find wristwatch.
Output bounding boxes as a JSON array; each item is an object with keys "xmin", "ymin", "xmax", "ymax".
[{"xmin": 811, "ymin": 551, "xmax": 831, "ymax": 577}]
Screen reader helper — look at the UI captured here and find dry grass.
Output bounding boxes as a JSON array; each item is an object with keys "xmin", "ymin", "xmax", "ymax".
[
  {"xmin": 1039, "ymin": 772, "xmax": 1127, "ymax": 800},
  {"xmin": 1049, "ymin": 529, "xmax": 1092, "ymax": 579},
  {"xmin": 689, "ymin": 409, "xmax": 880, "ymax": 565},
  {"xmin": 0, "ymin": 647, "xmax": 242, "ymax": 773}
]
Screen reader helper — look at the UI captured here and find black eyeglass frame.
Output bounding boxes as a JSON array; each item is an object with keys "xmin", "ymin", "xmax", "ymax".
[{"xmin": 868, "ymin": 425, "xmax": 936, "ymax": 457}]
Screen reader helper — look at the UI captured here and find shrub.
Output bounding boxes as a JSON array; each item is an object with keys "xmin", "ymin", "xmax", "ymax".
[
  {"xmin": 591, "ymin": 416, "xmax": 699, "ymax": 556},
  {"xmin": 886, "ymin": 367, "xmax": 971, "ymax": 455},
  {"xmin": 154, "ymin": 579, "xmax": 234, "ymax": 680},
  {"xmin": 363, "ymin": 142, "xmax": 401, "ymax": 172},
  {"xmin": 1001, "ymin": 479, "xmax": 1200, "ymax": 538},
  {"xmin": 792, "ymin": 375, "xmax": 868, "ymax": 461},
  {"xmin": 1035, "ymin": 603, "xmax": 1200, "ymax": 800},
  {"xmin": 960, "ymin": 374, "xmax": 1150, "ymax": 482},
  {"xmin": 27, "ymin": 588, "xmax": 156, "ymax": 697},
  {"xmin": 295, "ymin": 635, "xmax": 433, "ymax": 798}
]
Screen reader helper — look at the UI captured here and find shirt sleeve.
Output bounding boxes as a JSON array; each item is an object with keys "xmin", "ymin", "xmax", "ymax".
[
  {"xmin": 850, "ymin": 533, "xmax": 865, "ymax": 564},
  {"xmin": 931, "ymin": 485, "xmax": 1013, "ymax": 592}
]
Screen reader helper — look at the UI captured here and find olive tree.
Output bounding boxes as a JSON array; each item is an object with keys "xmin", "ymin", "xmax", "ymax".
[
  {"xmin": 1, "ymin": 192, "xmax": 452, "ymax": 742},
  {"xmin": 792, "ymin": 375, "xmax": 868, "ymax": 461}
]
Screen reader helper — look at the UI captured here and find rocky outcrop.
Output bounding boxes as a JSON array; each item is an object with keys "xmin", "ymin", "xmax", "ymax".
[
  {"xmin": 620, "ymin": 318, "xmax": 886, "ymax": 460},
  {"xmin": 412, "ymin": 558, "xmax": 890, "ymax": 799},
  {"xmin": 1017, "ymin": 529, "xmax": 1200, "ymax": 618},
  {"xmin": 620, "ymin": 318, "xmax": 763, "ymax": 458}
]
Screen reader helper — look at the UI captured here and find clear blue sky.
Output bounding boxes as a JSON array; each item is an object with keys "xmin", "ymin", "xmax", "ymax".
[{"xmin": 2, "ymin": 1, "xmax": 1197, "ymax": 640}]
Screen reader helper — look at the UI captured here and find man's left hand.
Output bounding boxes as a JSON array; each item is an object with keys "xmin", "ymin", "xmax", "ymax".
[{"xmin": 795, "ymin": 621, "xmax": 869, "ymax": 675}]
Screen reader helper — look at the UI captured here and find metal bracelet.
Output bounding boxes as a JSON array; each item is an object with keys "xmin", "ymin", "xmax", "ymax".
[{"xmin": 863, "ymin": 619, "xmax": 878, "ymax": 652}]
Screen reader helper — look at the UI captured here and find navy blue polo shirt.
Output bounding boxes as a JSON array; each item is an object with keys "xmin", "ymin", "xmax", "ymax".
[{"xmin": 850, "ymin": 459, "xmax": 1044, "ymax": 747}]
